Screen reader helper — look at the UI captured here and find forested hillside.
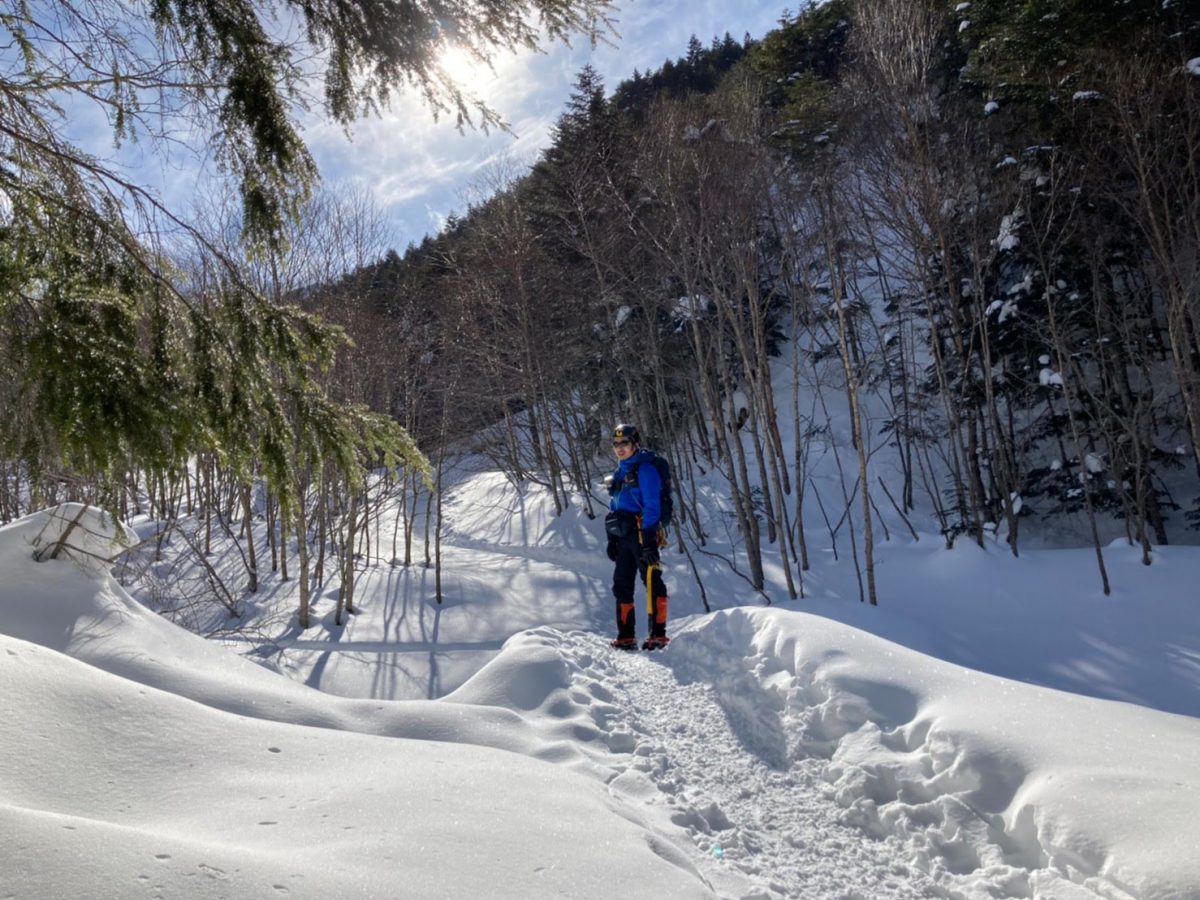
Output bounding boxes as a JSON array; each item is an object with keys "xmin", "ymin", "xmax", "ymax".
[
  {"xmin": 2, "ymin": 0, "xmax": 1198, "ymax": 619},
  {"xmin": 320, "ymin": 0, "xmax": 1200, "ymax": 603}
]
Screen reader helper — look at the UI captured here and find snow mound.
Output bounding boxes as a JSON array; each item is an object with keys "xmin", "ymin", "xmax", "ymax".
[
  {"xmin": 667, "ymin": 608, "xmax": 1200, "ymax": 899},
  {"xmin": 0, "ymin": 631, "xmax": 708, "ymax": 899},
  {"xmin": 0, "ymin": 508, "xmax": 601, "ymax": 768},
  {"xmin": 0, "ymin": 508, "xmax": 711, "ymax": 897}
]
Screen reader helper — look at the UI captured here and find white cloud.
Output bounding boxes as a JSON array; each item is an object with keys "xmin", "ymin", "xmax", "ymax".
[
  {"xmin": 44, "ymin": 1, "xmax": 791, "ymax": 251},
  {"xmin": 304, "ymin": 0, "xmax": 789, "ymax": 249}
]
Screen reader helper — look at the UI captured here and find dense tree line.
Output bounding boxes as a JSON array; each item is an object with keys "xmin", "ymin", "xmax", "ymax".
[
  {"xmin": 4, "ymin": 0, "xmax": 1197, "ymax": 627},
  {"xmin": 336, "ymin": 0, "xmax": 1200, "ymax": 604}
]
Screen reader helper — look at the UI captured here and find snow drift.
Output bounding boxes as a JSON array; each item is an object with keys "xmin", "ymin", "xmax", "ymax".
[
  {"xmin": 0, "ymin": 508, "xmax": 709, "ymax": 898},
  {"xmin": 3, "ymin": 503, "xmax": 1199, "ymax": 899}
]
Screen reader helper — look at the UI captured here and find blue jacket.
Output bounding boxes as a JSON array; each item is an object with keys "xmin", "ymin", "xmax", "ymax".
[{"xmin": 609, "ymin": 448, "xmax": 662, "ymax": 530}]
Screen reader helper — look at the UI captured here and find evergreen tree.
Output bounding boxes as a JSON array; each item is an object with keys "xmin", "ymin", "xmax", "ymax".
[
  {"xmin": 0, "ymin": 0, "xmax": 614, "ymax": 521},
  {"xmin": 748, "ymin": 0, "xmax": 851, "ymax": 154},
  {"xmin": 611, "ymin": 28, "xmax": 749, "ymax": 121}
]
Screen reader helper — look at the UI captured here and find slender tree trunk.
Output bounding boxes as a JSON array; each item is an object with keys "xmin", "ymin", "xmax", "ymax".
[{"xmin": 240, "ymin": 483, "xmax": 258, "ymax": 593}]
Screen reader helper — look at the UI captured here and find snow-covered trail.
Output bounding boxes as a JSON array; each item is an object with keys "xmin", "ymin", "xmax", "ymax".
[
  {"xmin": 473, "ymin": 620, "xmax": 1158, "ymax": 900},
  {"xmin": 532, "ymin": 629, "xmax": 938, "ymax": 900},
  {"xmin": 210, "ymin": 474, "xmax": 1200, "ymax": 900},
  {"xmin": 600, "ymin": 647, "xmax": 935, "ymax": 898}
]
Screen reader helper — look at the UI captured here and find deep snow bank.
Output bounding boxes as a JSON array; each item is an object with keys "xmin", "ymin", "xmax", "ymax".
[
  {"xmin": 0, "ymin": 508, "xmax": 711, "ymax": 898},
  {"xmin": 0, "ymin": 630, "xmax": 708, "ymax": 899},
  {"xmin": 0, "ymin": 508, "xmax": 607, "ymax": 767},
  {"xmin": 437, "ymin": 610, "xmax": 1200, "ymax": 898},
  {"xmin": 665, "ymin": 608, "xmax": 1200, "ymax": 899}
]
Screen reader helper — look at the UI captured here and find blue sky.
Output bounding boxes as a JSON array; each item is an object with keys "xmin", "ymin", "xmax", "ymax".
[
  {"xmin": 304, "ymin": 1, "xmax": 792, "ymax": 251},
  {"xmin": 44, "ymin": 2, "xmax": 791, "ymax": 256}
]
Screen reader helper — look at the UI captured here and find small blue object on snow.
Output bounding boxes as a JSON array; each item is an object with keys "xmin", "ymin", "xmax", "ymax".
[{"xmin": 711, "ymin": 845, "xmax": 724, "ymax": 859}]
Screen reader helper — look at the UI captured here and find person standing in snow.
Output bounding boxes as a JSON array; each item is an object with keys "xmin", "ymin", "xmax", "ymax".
[{"xmin": 604, "ymin": 423, "xmax": 669, "ymax": 651}]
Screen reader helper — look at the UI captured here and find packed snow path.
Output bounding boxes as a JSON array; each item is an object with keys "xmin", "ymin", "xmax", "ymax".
[
  {"xmin": 558, "ymin": 631, "xmax": 937, "ymax": 899},
  {"xmin": 481, "ymin": 621, "xmax": 1139, "ymax": 900}
]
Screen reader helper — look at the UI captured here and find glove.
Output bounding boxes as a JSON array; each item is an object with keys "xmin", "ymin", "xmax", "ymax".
[
  {"xmin": 606, "ymin": 539, "xmax": 619, "ymax": 562},
  {"xmin": 639, "ymin": 540, "xmax": 660, "ymax": 567}
]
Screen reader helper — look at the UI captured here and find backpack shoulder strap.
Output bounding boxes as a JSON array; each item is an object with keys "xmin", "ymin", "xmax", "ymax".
[{"xmin": 630, "ymin": 455, "xmax": 654, "ymax": 483}]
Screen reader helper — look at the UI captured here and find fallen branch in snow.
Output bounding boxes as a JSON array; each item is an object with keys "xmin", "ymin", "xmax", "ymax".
[
  {"xmin": 174, "ymin": 526, "xmax": 242, "ymax": 619},
  {"xmin": 31, "ymin": 505, "xmax": 139, "ymax": 572},
  {"xmin": 877, "ymin": 476, "xmax": 919, "ymax": 542},
  {"xmin": 808, "ymin": 477, "xmax": 839, "ymax": 562},
  {"xmin": 32, "ymin": 504, "xmax": 92, "ymax": 563}
]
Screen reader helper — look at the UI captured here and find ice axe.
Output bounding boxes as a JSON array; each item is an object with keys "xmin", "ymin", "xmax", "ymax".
[{"xmin": 646, "ymin": 562, "xmax": 658, "ymax": 615}]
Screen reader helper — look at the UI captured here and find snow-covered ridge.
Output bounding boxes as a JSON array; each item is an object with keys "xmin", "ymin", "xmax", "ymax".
[{"xmin": 671, "ymin": 609, "xmax": 1200, "ymax": 899}]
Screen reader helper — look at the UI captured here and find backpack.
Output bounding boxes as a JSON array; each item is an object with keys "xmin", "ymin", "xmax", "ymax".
[{"xmin": 633, "ymin": 452, "xmax": 673, "ymax": 528}]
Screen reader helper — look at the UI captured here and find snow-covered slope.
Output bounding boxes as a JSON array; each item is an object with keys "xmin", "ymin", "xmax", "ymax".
[
  {"xmin": 3, "ymin": 504, "xmax": 1199, "ymax": 898},
  {"xmin": 1, "ymin": 631, "xmax": 710, "ymax": 900},
  {"xmin": 0, "ymin": 508, "xmax": 709, "ymax": 898}
]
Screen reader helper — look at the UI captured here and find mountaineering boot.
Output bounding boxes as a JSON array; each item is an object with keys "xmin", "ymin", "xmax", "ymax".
[
  {"xmin": 642, "ymin": 594, "xmax": 669, "ymax": 650},
  {"xmin": 612, "ymin": 600, "xmax": 637, "ymax": 651}
]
